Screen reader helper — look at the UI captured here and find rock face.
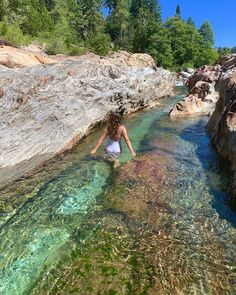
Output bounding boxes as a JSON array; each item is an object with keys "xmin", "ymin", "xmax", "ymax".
[
  {"xmin": 170, "ymin": 65, "xmax": 221, "ymax": 117},
  {"xmin": 207, "ymin": 55, "xmax": 236, "ymax": 198},
  {"xmin": 0, "ymin": 45, "xmax": 56, "ymax": 68},
  {"xmin": 0, "ymin": 50, "xmax": 176, "ymax": 183},
  {"xmin": 169, "ymin": 53, "xmax": 236, "ymax": 198}
]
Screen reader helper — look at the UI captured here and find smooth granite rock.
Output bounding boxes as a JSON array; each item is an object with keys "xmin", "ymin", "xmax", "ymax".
[{"xmin": 0, "ymin": 51, "xmax": 176, "ymax": 183}]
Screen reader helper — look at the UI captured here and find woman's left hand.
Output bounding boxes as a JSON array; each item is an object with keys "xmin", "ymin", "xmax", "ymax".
[{"xmin": 91, "ymin": 149, "xmax": 97, "ymax": 155}]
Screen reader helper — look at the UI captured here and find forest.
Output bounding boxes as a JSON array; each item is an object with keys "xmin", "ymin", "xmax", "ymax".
[{"xmin": 0, "ymin": 0, "xmax": 234, "ymax": 70}]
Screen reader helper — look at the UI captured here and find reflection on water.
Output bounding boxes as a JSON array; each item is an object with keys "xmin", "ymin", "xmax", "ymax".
[{"xmin": 0, "ymin": 88, "xmax": 236, "ymax": 295}]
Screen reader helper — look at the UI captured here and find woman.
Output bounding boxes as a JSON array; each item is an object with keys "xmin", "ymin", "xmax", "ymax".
[{"xmin": 90, "ymin": 112, "xmax": 136, "ymax": 167}]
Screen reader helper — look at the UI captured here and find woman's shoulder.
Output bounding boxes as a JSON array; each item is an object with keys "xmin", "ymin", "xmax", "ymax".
[
  {"xmin": 119, "ymin": 125, "xmax": 126, "ymax": 131},
  {"xmin": 118, "ymin": 125, "xmax": 127, "ymax": 136}
]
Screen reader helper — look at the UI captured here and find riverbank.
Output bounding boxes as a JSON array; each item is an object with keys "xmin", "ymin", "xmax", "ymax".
[{"xmin": 0, "ymin": 48, "xmax": 176, "ymax": 187}]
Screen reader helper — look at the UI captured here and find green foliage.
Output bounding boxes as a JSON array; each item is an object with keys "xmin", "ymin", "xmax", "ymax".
[
  {"xmin": 218, "ymin": 46, "xmax": 232, "ymax": 56},
  {"xmin": 0, "ymin": 18, "xmax": 31, "ymax": 46},
  {"xmin": 85, "ymin": 31, "xmax": 111, "ymax": 55},
  {"xmin": 175, "ymin": 4, "xmax": 181, "ymax": 18},
  {"xmin": 130, "ymin": 0, "xmax": 162, "ymax": 52},
  {"xmin": 106, "ymin": 0, "xmax": 130, "ymax": 50},
  {"xmin": 232, "ymin": 46, "xmax": 236, "ymax": 53},
  {"xmin": 198, "ymin": 20, "xmax": 214, "ymax": 46},
  {"xmin": 163, "ymin": 16, "xmax": 217, "ymax": 70},
  {"xmin": 79, "ymin": 0, "xmax": 111, "ymax": 55},
  {"xmin": 148, "ymin": 28, "xmax": 173, "ymax": 68},
  {"xmin": 0, "ymin": 0, "xmax": 219, "ymax": 70},
  {"xmin": 186, "ymin": 17, "xmax": 195, "ymax": 27}
]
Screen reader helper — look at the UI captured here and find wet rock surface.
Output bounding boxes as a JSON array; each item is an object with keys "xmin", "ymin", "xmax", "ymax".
[
  {"xmin": 32, "ymin": 147, "xmax": 236, "ymax": 295},
  {"xmin": 0, "ymin": 50, "xmax": 176, "ymax": 185}
]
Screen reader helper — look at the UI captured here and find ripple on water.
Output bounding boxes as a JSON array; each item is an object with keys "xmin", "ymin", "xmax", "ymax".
[
  {"xmin": 0, "ymin": 161, "xmax": 111, "ymax": 295},
  {"xmin": 1, "ymin": 92, "xmax": 236, "ymax": 295}
]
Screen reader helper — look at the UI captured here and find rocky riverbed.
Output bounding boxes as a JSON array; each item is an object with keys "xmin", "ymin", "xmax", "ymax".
[
  {"xmin": 0, "ymin": 47, "xmax": 176, "ymax": 186},
  {"xmin": 170, "ymin": 54, "xmax": 236, "ymax": 202}
]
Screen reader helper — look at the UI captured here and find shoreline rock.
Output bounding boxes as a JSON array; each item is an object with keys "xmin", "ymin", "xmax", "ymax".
[
  {"xmin": 206, "ymin": 57, "xmax": 236, "ymax": 200},
  {"xmin": 170, "ymin": 64, "xmax": 221, "ymax": 117},
  {"xmin": 0, "ymin": 50, "xmax": 176, "ymax": 185}
]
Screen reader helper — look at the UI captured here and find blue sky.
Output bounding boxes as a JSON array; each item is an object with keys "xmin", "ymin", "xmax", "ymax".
[{"xmin": 160, "ymin": 0, "xmax": 236, "ymax": 47}]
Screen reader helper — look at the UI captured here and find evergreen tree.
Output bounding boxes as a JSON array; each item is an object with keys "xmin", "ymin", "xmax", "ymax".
[
  {"xmin": 198, "ymin": 20, "xmax": 214, "ymax": 46},
  {"xmin": 106, "ymin": 0, "xmax": 130, "ymax": 49},
  {"xmin": 130, "ymin": 0, "xmax": 162, "ymax": 52},
  {"xmin": 232, "ymin": 46, "xmax": 236, "ymax": 53},
  {"xmin": 218, "ymin": 46, "xmax": 231, "ymax": 56},
  {"xmin": 186, "ymin": 17, "xmax": 195, "ymax": 27},
  {"xmin": 175, "ymin": 4, "xmax": 181, "ymax": 18},
  {"xmin": 148, "ymin": 0, "xmax": 162, "ymax": 23},
  {"xmin": 164, "ymin": 16, "xmax": 217, "ymax": 70},
  {"xmin": 0, "ymin": 0, "xmax": 219, "ymax": 69},
  {"xmin": 78, "ymin": 0, "xmax": 111, "ymax": 55}
]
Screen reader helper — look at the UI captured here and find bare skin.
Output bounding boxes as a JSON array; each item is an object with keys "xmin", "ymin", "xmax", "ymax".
[{"xmin": 91, "ymin": 125, "xmax": 136, "ymax": 166}]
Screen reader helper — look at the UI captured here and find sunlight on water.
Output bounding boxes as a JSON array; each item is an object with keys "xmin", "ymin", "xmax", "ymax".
[
  {"xmin": 1, "ymin": 87, "xmax": 236, "ymax": 295},
  {"xmin": 0, "ymin": 162, "xmax": 111, "ymax": 295}
]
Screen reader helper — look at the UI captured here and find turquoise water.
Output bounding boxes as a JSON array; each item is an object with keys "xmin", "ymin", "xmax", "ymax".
[{"xmin": 0, "ymin": 88, "xmax": 236, "ymax": 294}]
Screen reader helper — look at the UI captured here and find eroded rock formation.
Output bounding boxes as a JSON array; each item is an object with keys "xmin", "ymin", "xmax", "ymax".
[
  {"xmin": 207, "ymin": 55, "xmax": 236, "ymax": 198},
  {"xmin": 170, "ymin": 64, "xmax": 221, "ymax": 117},
  {"xmin": 0, "ymin": 49, "xmax": 176, "ymax": 183},
  {"xmin": 169, "ymin": 53, "xmax": 236, "ymax": 199}
]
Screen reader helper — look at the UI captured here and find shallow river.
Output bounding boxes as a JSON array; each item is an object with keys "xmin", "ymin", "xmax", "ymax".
[{"xmin": 0, "ymin": 88, "xmax": 236, "ymax": 295}]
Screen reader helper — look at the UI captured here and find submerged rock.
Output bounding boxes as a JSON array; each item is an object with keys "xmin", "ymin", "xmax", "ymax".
[
  {"xmin": 0, "ymin": 50, "xmax": 176, "ymax": 184},
  {"xmin": 32, "ymin": 146, "xmax": 235, "ymax": 295}
]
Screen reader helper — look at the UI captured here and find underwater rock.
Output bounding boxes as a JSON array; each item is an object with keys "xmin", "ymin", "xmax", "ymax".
[{"xmin": 32, "ymin": 149, "xmax": 235, "ymax": 295}]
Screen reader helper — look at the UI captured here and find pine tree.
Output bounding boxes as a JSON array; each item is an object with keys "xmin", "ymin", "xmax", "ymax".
[
  {"xmin": 198, "ymin": 20, "xmax": 214, "ymax": 46},
  {"xmin": 232, "ymin": 46, "xmax": 236, "ymax": 53},
  {"xmin": 186, "ymin": 17, "xmax": 195, "ymax": 27},
  {"xmin": 107, "ymin": 0, "xmax": 130, "ymax": 49},
  {"xmin": 42, "ymin": 0, "xmax": 84, "ymax": 54},
  {"xmin": 78, "ymin": 0, "xmax": 111, "ymax": 55},
  {"xmin": 175, "ymin": 4, "xmax": 181, "ymax": 18},
  {"xmin": 130, "ymin": 0, "xmax": 162, "ymax": 52},
  {"xmin": 148, "ymin": 0, "xmax": 162, "ymax": 23},
  {"xmin": 45, "ymin": 0, "xmax": 56, "ymax": 10}
]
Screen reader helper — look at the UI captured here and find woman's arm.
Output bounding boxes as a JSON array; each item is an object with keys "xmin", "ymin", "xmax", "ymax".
[
  {"xmin": 91, "ymin": 128, "xmax": 108, "ymax": 155},
  {"xmin": 122, "ymin": 126, "xmax": 136, "ymax": 157}
]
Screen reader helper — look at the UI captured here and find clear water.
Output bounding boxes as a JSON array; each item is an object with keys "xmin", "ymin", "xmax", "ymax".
[{"xmin": 0, "ymin": 88, "xmax": 236, "ymax": 295}]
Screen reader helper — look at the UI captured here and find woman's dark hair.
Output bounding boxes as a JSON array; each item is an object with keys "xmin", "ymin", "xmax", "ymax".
[{"xmin": 107, "ymin": 112, "xmax": 122, "ymax": 140}]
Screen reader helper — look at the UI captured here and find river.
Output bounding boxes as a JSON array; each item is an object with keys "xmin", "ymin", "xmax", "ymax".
[{"xmin": 0, "ymin": 87, "xmax": 236, "ymax": 295}]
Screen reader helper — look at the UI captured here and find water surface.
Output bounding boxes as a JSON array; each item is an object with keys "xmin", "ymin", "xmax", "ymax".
[{"xmin": 0, "ymin": 88, "xmax": 236, "ymax": 295}]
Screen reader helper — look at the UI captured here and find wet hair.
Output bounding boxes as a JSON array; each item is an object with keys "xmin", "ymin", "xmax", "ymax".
[{"xmin": 107, "ymin": 112, "xmax": 122, "ymax": 140}]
